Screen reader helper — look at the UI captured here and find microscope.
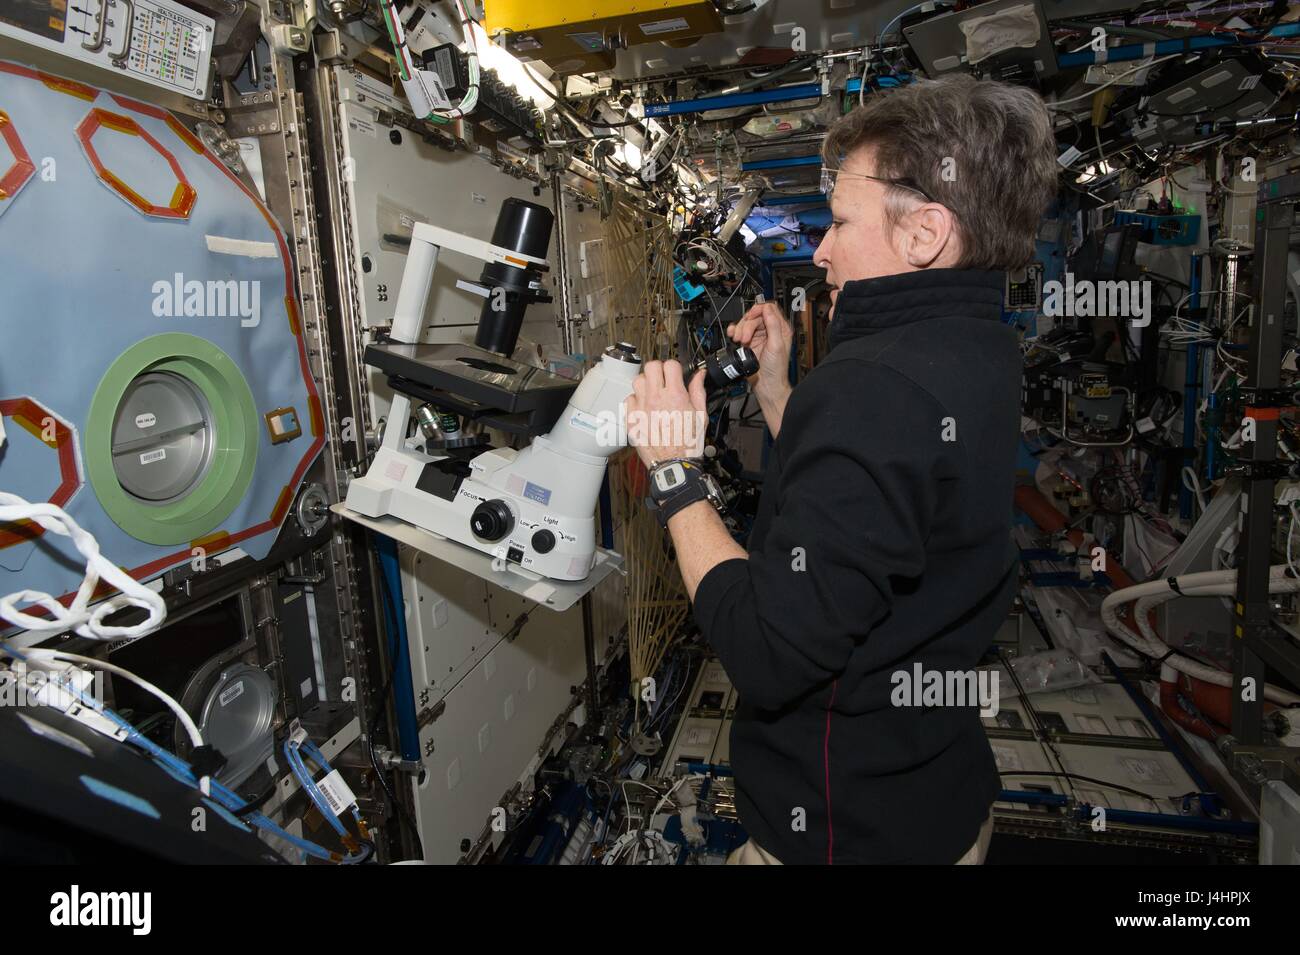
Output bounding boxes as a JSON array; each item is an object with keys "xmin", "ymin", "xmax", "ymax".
[{"xmin": 342, "ymin": 198, "xmax": 642, "ymax": 582}]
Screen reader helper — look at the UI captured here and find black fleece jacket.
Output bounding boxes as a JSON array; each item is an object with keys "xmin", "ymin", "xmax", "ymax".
[{"xmin": 691, "ymin": 267, "xmax": 1021, "ymax": 864}]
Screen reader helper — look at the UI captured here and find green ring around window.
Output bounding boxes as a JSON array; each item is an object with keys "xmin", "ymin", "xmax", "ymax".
[{"xmin": 86, "ymin": 333, "xmax": 258, "ymax": 545}]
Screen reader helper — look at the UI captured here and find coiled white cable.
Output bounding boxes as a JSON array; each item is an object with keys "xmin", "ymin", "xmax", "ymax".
[{"xmin": 0, "ymin": 493, "xmax": 166, "ymax": 640}]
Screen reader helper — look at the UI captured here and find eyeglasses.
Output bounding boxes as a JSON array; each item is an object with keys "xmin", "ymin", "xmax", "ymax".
[{"xmin": 819, "ymin": 166, "xmax": 936, "ymax": 204}]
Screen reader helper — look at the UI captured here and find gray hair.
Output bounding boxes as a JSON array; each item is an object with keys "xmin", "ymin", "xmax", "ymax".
[{"xmin": 821, "ymin": 74, "xmax": 1057, "ymax": 270}]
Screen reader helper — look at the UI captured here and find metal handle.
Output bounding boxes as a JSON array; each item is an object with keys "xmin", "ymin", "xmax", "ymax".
[
  {"xmin": 109, "ymin": 0, "xmax": 136, "ymax": 67},
  {"xmin": 80, "ymin": 0, "xmax": 108, "ymax": 53}
]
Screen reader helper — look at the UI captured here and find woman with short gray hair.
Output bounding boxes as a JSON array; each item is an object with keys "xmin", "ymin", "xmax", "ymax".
[{"xmin": 627, "ymin": 74, "xmax": 1059, "ymax": 864}]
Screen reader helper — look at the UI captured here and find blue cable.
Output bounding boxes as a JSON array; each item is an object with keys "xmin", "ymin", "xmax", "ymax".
[
  {"xmin": 284, "ymin": 739, "xmax": 347, "ymax": 838},
  {"xmin": 290, "ymin": 736, "xmax": 370, "ymax": 842},
  {"xmin": 1, "ymin": 642, "xmax": 367, "ymax": 863},
  {"xmin": 100, "ymin": 704, "xmax": 365, "ymax": 862}
]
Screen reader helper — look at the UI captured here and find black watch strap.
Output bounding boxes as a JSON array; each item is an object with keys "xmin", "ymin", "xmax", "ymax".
[
  {"xmin": 645, "ymin": 459, "xmax": 717, "ymax": 528},
  {"xmin": 645, "ymin": 479, "xmax": 710, "ymax": 528}
]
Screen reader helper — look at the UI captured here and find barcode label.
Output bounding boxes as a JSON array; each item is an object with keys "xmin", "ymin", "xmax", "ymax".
[
  {"xmin": 425, "ymin": 71, "xmax": 452, "ymax": 110},
  {"xmin": 641, "ymin": 17, "xmax": 689, "ymax": 36},
  {"xmin": 218, "ymin": 680, "xmax": 244, "ymax": 706},
  {"xmin": 317, "ymin": 769, "xmax": 356, "ymax": 817}
]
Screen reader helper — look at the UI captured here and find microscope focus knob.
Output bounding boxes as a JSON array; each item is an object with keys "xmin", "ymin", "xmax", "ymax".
[{"xmin": 470, "ymin": 500, "xmax": 513, "ymax": 541}]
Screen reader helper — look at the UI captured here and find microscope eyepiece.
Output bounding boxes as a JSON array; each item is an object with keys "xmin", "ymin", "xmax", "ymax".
[{"xmin": 604, "ymin": 342, "xmax": 643, "ymax": 364}]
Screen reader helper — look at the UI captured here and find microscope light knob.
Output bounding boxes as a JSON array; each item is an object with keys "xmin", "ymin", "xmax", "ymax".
[
  {"xmin": 470, "ymin": 500, "xmax": 514, "ymax": 541},
  {"xmin": 531, "ymin": 529, "xmax": 556, "ymax": 553}
]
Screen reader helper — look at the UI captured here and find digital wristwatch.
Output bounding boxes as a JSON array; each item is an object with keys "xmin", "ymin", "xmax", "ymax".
[{"xmin": 644, "ymin": 458, "xmax": 724, "ymax": 529}]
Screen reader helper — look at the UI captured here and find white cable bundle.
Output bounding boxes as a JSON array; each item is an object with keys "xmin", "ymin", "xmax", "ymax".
[
  {"xmin": 0, "ymin": 424, "xmax": 200, "ymax": 783},
  {"xmin": 0, "ymin": 493, "xmax": 166, "ymax": 641},
  {"xmin": 601, "ymin": 828, "xmax": 675, "ymax": 865},
  {"xmin": 380, "ymin": 0, "xmax": 479, "ymax": 121},
  {"xmin": 1100, "ymin": 566, "xmax": 1300, "ymax": 706}
]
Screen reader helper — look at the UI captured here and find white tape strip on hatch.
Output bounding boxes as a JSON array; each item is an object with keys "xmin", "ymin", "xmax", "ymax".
[{"xmin": 205, "ymin": 235, "xmax": 279, "ymax": 258}]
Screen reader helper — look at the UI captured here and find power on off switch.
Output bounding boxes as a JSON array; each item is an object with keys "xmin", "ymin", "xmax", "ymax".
[{"xmin": 506, "ymin": 546, "xmax": 524, "ymax": 564}]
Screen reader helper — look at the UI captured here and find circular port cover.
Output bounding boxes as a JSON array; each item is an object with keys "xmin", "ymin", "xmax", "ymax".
[{"xmin": 111, "ymin": 371, "xmax": 215, "ymax": 503}]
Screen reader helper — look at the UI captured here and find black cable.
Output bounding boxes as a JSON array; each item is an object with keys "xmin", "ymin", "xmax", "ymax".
[
  {"xmin": 1150, "ymin": 280, "xmax": 1181, "ymax": 309},
  {"xmin": 232, "ymin": 780, "xmax": 278, "ymax": 817},
  {"xmin": 1125, "ymin": 517, "xmax": 1157, "ymax": 572},
  {"xmin": 593, "ymin": 145, "xmax": 652, "ymax": 192},
  {"xmin": 999, "ymin": 771, "xmax": 1161, "ymax": 804},
  {"xmin": 366, "ymin": 671, "xmax": 405, "ymax": 817},
  {"xmin": 518, "ymin": 61, "xmax": 643, "ymax": 128},
  {"xmin": 695, "ymin": 106, "xmax": 763, "ymax": 124},
  {"xmin": 1142, "ymin": 269, "xmax": 1189, "ymax": 289},
  {"xmin": 725, "ymin": 56, "xmax": 816, "ymax": 94},
  {"xmin": 997, "ymin": 647, "xmax": 1072, "ymax": 784},
  {"xmin": 567, "ymin": 105, "xmax": 644, "ymax": 129}
]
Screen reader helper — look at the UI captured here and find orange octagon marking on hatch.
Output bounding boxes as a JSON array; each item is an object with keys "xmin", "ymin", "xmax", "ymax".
[
  {"xmin": 0, "ymin": 110, "xmax": 37, "ymax": 204},
  {"xmin": 0, "ymin": 397, "xmax": 81, "ymax": 551},
  {"xmin": 76, "ymin": 107, "xmax": 197, "ymax": 219}
]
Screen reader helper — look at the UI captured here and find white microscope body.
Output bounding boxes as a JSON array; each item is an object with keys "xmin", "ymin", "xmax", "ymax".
[{"xmin": 343, "ymin": 215, "xmax": 641, "ymax": 581}]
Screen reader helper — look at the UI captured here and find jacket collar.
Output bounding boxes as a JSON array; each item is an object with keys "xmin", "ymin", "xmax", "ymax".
[{"xmin": 827, "ymin": 267, "xmax": 1005, "ymax": 350}]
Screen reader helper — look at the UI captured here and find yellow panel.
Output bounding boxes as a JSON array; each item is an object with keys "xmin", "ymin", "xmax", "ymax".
[
  {"xmin": 487, "ymin": 0, "xmax": 717, "ymax": 32},
  {"xmin": 485, "ymin": 0, "xmax": 722, "ymax": 72}
]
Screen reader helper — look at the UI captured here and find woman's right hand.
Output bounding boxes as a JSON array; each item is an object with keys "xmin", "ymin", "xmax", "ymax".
[{"xmin": 727, "ymin": 300, "xmax": 792, "ymax": 402}]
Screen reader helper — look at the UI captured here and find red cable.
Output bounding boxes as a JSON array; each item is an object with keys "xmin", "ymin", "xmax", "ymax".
[{"xmin": 824, "ymin": 679, "xmax": 838, "ymax": 865}]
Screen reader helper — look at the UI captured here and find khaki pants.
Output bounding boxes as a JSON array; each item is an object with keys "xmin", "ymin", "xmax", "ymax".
[{"xmin": 726, "ymin": 813, "xmax": 994, "ymax": 865}]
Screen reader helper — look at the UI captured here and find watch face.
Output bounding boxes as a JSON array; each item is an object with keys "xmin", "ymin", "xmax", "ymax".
[{"xmin": 653, "ymin": 463, "xmax": 687, "ymax": 495}]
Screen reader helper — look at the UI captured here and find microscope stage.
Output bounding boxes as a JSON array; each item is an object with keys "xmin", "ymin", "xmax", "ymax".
[{"xmin": 367, "ymin": 343, "xmax": 577, "ymax": 415}]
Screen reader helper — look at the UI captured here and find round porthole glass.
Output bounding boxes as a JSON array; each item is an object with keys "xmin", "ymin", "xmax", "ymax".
[{"xmin": 111, "ymin": 371, "xmax": 216, "ymax": 504}]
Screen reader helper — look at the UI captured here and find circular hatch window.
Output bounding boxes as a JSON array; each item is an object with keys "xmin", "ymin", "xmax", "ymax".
[
  {"xmin": 111, "ymin": 371, "xmax": 216, "ymax": 503},
  {"xmin": 87, "ymin": 334, "xmax": 259, "ymax": 545}
]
